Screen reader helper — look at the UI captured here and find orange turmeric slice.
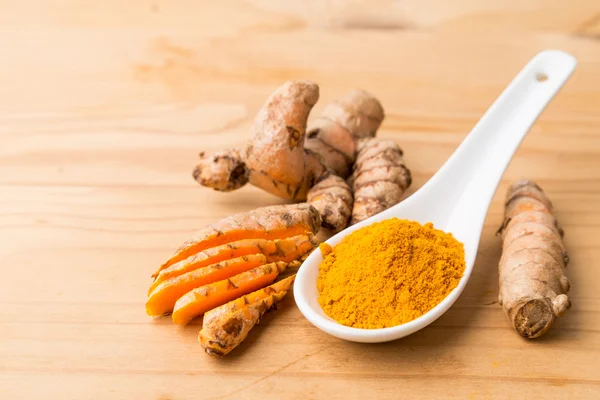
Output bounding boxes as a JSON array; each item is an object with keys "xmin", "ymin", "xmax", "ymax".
[
  {"xmin": 146, "ymin": 254, "xmax": 268, "ymax": 317},
  {"xmin": 153, "ymin": 204, "xmax": 320, "ymax": 277},
  {"xmin": 202, "ymin": 274, "xmax": 296, "ymax": 327},
  {"xmin": 171, "ymin": 261, "xmax": 292, "ymax": 326},
  {"xmin": 150, "ymin": 234, "xmax": 316, "ymax": 293}
]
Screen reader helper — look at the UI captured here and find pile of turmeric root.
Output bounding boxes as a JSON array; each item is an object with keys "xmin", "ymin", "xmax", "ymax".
[
  {"xmin": 193, "ymin": 80, "xmax": 411, "ymax": 232},
  {"xmin": 147, "ymin": 81, "xmax": 572, "ymax": 356}
]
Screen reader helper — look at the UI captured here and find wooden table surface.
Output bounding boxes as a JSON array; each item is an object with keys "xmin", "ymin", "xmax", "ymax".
[{"xmin": 2, "ymin": 1, "xmax": 600, "ymax": 399}]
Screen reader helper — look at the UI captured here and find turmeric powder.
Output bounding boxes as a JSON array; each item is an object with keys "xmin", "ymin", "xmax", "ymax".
[{"xmin": 317, "ymin": 218, "xmax": 465, "ymax": 329}]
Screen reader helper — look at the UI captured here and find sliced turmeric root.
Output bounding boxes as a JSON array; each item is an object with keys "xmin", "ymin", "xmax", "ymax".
[
  {"xmin": 153, "ymin": 204, "xmax": 320, "ymax": 278},
  {"xmin": 171, "ymin": 261, "xmax": 294, "ymax": 326},
  {"xmin": 202, "ymin": 275, "xmax": 296, "ymax": 327},
  {"xmin": 146, "ymin": 254, "xmax": 268, "ymax": 317},
  {"xmin": 150, "ymin": 234, "xmax": 316, "ymax": 294},
  {"xmin": 199, "ymin": 291, "xmax": 289, "ymax": 357}
]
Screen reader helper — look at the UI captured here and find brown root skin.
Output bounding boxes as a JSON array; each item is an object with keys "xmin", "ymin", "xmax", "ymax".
[
  {"xmin": 307, "ymin": 119, "xmax": 356, "ymax": 164},
  {"xmin": 199, "ymin": 276, "xmax": 295, "ymax": 356},
  {"xmin": 192, "ymin": 81, "xmax": 402, "ymax": 233},
  {"xmin": 350, "ymin": 138, "xmax": 411, "ymax": 224},
  {"xmin": 307, "ymin": 174, "xmax": 353, "ymax": 232},
  {"xmin": 200, "ymin": 291, "xmax": 286, "ymax": 357},
  {"xmin": 193, "ymin": 150, "xmax": 248, "ymax": 192},
  {"xmin": 155, "ymin": 203, "xmax": 321, "ymax": 276},
  {"xmin": 304, "ymin": 89, "xmax": 385, "ymax": 180},
  {"xmin": 318, "ymin": 89, "xmax": 385, "ymax": 139},
  {"xmin": 243, "ymin": 80, "xmax": 320, "ymax": 200},
  {"xmin": 498, "ymin": 180, "xmax": 570, "ymax": 338},
  {"xmin": 202, "ymin": 275, "xmax": 296, "ymax": 328},
  {"xmin": 305, "ymin": 128, "xmax": 353, "ymax": 178},
  {"xmin": 506, "ymin": 180, "xmax": 554, "ymax": 211}
]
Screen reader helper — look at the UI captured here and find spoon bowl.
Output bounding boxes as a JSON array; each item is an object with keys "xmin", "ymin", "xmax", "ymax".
[{"xmin": 294, "ymin": 50, "xmax": 577, "ymax": 343}]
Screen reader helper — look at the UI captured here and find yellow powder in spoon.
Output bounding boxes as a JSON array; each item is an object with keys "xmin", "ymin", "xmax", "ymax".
[{"xmin": 317, "ymin": 218, "xmax": 466, "ymax": 329}]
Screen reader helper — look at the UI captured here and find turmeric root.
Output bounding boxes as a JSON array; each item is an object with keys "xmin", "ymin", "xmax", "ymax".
[
  {"xmin": 146, "ymin": 254, "xmax": 268, "ymax": 316},
  {"xmin": 193, "ymin": 81, "xmax": 323, "ymax": 200},
  {"xmin": 307, "ymin": 175, "xmax": 353, "ymax": 231},
  {"xmin": 145, "ymin": 204, "xmax": 319, "ymax": 354},
  {"xmin": 201, "ymin": 292, "xmax": 287, "ymax": 357},
  {"xmin": 199, "ymin": 275, "xmax": 295, "ymax": 356},
  {"xmin": 305, "ymin": 88, "xmax": 385, "ymax": 177},
  {"xmin": 154, "ymin": 203, "xmax": 320, "ymax": 276},
  {"xmin": 193, "ymin": 81, "xmax": 411, "ymax": 232},
  {"xmin": 192, "ymin": 149, "xmax": 248, "ymax": 192},
  {"xmin": 497, "ymin": 180, "xmax": 571, "ymax": 338},
  {"xmin": 150, "ymin": 234, "xmax": 317, "ymax": 293},
  {"xmin": 172, "ymin": 261, "xmax": 294, "ymax": 325},
  {"xmin": 350, "ymin": 138, "xmax": 411, "ymax": 224}
]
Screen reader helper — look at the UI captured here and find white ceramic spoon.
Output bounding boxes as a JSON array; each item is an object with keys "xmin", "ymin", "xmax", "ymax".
[{"xmin": 294, "ymin": 50, "xmax": 577, "ymax": 343}]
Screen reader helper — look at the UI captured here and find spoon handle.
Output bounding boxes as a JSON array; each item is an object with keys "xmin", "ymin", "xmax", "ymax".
[{"xmin": 413, "ymin": 50, "xmax": 576, "ymax": 246}]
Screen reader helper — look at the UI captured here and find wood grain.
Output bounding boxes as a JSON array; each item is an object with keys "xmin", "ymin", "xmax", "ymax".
[{"xmin": 1, "ymin": 1, "xmax": 600, "ymax": 399}]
